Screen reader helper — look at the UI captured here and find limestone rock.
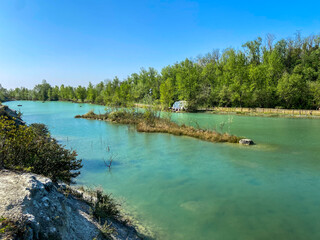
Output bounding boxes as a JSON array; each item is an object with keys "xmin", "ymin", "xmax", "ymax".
[
  {"xmin": 0, "ymin": 170, "xmax": 142, "ymax": 240},
  {"xmin": 0, "ymin": 105, "xmax": 25, "ymax": 125},
  {"xmin": 239, "ymin": 138, "xmax": 254, "ymax": 145}
]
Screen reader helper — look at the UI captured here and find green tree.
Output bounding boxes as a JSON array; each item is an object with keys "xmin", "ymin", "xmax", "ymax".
[
  {"xmin": 87, "ymin": 82, "xmax": 97, "ymax": 103},
  {"xmin": 277, "ymin": 72, "xmax": 310, "ymax": 108},
  {"xmin": 160, "ymin": 78, "xmax": 174, "ymax": 108},
  {"xmin": 75, "ymin": 86, "xmax": 87, "ymax": 102},
  {"xmin": 309, "ymin": 81, "xmax": 320, "ymax": 109},
  {"xmin": 34, "ymin": 80, "xmax": 52, "ymax": 101}
]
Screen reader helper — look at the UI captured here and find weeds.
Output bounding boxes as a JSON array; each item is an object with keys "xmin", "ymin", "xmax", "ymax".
[
  {"xmin": 92, "ymin": 189, "xmax": 120, "ymax": 219},
  {"xmin": 63, "ymin": 186, "xmax": 121, "ymax": 238},
  {"xmin": 0, "ymin": 216, "xmax": 24, "ymax": 238},
  {"xmin": 100, "ymin": 221, "xmax": 116, "ymax": 239}
]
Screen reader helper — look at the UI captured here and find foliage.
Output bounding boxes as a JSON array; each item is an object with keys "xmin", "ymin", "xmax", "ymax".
[
  {"xmin": 0, "ymin": 116, "xmax": 82, "ymax": 184},
  {"xmin": 3, "ymin": 33, "xmax": 320, "ymax": 110},
  {"xmin": 64, "ymin": 186, "xmax": 121, "ymax": 239},
  {"xmin": 30, "ymin": 123, "xmax": 50, "ymax": 137},
  {"xmin": 277, "ymin": 72, "xmax": 310, "ymax": 108},
  {"xmin": 0, "ymin": 216, "xmax": 24, "ymax": 238},
  {"xmin": 92, "ymin": 189, "xmax": 120, "ymax": 220},
  {"xmin": 0, "ymin": 84, "xmax": 8, "ymax": 103}
]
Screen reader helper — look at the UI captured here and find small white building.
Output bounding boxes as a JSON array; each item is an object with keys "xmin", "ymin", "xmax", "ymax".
[{"xmin": 172, "ymin": 101, "xmax": 188, "ymax": 111}]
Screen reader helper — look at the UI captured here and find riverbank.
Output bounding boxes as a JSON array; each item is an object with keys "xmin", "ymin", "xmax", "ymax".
[
  {"xmin": 7, "ymin": 100, "xmax": 320, "ymax": 119},
  {"xmin": 75, "ymin": 109, "xmax": 244, "ymax": 144},
  {"xmin": 0, "ymin": 169, "xmax": 146, "ymax": 240},
  {"xmin": 0, "ymin": 105, "xmax": 151, "ymax": 239},
  {"xmin": 134, "ymin": 103, "xmax": 320, "ymax": 119},
  {"xmin": 198, "ymin": 107, "xmax": 320, "ymax": 119}
]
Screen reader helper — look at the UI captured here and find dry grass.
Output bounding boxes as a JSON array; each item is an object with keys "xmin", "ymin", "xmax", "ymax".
[{"xmin": 75, "ymin": 110, "xmax": 243, "ymax": 144}]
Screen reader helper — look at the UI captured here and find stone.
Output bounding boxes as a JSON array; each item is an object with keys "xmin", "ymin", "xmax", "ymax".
[
  {"xmin": 0, "ymin": 105, "xmax": 25, "ymax": 125},
  {"xmin": 0, "ymin": 170, "xmax": 144, "ymax": 240},
  {"xmin": 239, "ymin": 138, "xmax": 254, "ymax": 145}
]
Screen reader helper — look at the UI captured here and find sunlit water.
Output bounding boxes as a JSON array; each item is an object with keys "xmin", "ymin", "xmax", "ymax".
[{"xmin": 5, "ymin": 101, "xmax": 320, "ymax": 240}]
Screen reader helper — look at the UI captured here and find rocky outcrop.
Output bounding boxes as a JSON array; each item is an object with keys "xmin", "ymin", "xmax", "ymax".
[
  {"xmin": 0, "ymin": 105, "xmax": 25, "ymax": 125},
  {"xmin": 0, "ymin": 170, "xmax": 142, "ymax": 240},
  {"xmin": 239, "ymin": 138, "xmax": 254, "ymax": 145}
]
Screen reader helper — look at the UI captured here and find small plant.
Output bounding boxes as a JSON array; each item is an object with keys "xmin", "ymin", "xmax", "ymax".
[
  {"xmin": 100, "ymin": 221, "xmax": 116, "ymax": 239},
  {"xmin": 17, "ymin": 110, "xmax": 23, "ymax": 118},
  {"xmin": 92, "ymin": 189, "xmax": 120, "ymax": 219},
  {"xmin": 0, "ymin": 216, "xmax": 23, "ymax": 238}
]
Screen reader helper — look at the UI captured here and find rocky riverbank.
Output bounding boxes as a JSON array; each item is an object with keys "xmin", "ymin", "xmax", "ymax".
[
  {"xmin": 0, "ymin": 105, "xmax": 24, "ymax": 125},
  {"xmin": 0, "ymin": 170, "xmax": 144, "ymax": 240}
]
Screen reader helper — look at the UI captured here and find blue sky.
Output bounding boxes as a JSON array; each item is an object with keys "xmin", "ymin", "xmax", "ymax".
[{"xmin": 0, "ymin": 0, "xmax": 320, "ymax": 89}]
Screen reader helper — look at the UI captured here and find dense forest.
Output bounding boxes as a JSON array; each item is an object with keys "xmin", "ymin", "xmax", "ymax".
[{"xmin": 1, "ymin": 33, "xmax": 320, "ymax": 110}]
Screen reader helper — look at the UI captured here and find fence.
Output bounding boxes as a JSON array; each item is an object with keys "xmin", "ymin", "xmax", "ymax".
[{"xmin": 202, "ymin": 107, "xmax": 320, "ymax": 116}]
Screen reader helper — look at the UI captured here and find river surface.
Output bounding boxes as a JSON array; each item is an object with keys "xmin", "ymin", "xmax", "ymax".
[{"xmin": 5, "ymin": 101, "xmax": 320, "ymax": 240}]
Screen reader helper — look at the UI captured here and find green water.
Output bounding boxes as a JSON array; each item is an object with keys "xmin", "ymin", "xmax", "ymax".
[{"xmin": 5, "ymin": 101, "xmax": 320, "ymax": 240}]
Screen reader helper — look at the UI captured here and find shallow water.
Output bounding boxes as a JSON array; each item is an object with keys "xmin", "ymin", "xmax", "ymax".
[{"xmin": 5, "ymin": 101, "xmax": 320, "ymax": 240}]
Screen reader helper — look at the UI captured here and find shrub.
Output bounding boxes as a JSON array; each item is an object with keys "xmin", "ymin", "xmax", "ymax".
[
  {"xmin": 92, "ymin": 189, "xmax": 120, "ymax": 219},
  {"xmin": 83, "ymin": 109, "xmax": 96, "ymax": 118},
  {"xmin": 30, "ymin": 123, "xmax": 50, "ymax": 137},
  {"xmin": 0, "ymin": 116, "xmax": 82, "ymax": 184}
]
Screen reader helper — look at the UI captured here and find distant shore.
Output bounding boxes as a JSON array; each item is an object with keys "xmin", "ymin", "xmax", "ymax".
[
  {"xmin": 200, "ymin": 107, "xmax": 320, "ymax": 119},
  {"xmin": 134, "ymin": 103, "xmax": 320, "ymax": 119},
  {"xmin": 5, "ymin": 100, "xmax": 320, "ymax": 119}
]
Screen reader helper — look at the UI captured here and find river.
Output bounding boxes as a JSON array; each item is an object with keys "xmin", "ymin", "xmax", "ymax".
[{"xmin": 5, "ymin": 101, "xmax": 320, "ymax": 240}]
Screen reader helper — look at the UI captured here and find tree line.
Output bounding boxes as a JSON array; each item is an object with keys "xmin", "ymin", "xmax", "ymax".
[{"xmin": 1, "ymin": 32, "xmax": 320, "ymax": 110}]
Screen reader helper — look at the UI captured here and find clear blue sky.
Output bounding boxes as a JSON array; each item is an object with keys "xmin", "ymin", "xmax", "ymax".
[{"xmin": 1, "ymin": 0, "xmax": 320, "ymax": 89}]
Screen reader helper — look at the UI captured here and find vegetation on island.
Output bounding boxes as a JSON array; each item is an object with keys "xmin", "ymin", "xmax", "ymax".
[
  {"xmin": 75, "ymin": 109, "xmax": 243, "ymax": 143},
  {"xmin": 1, "ymin": 33, "xmax": 320, "ymax": 110}
]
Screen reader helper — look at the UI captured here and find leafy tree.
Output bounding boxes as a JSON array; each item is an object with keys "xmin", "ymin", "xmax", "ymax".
[
  {"xmin": 86, "ymin": 82, "xmax": 97, "ymax": 103},
  {"xmin": 242, "ymin": 37, "xmax": 262, "ymax": 65},
  {"xmin": 34, "ymin": 80, "xmax": 52, "ymax": 101},
  {"xmin": 160, "ymin": 78, "xmax": 174, "ymax": 108},
  {"xmin": 0, "ymin": 84, "xmax": 8, "ymax": 102},
  {"xmin": 309, "ymin": 81, "xmax": 320, "ymax": 109},
  {"xmin": 277, "ymin": 72, "xmax": 310, "ymax": 108},
  {"xmin": 75, "ymin": 86, "xmax": 87, "ymax": 102}
]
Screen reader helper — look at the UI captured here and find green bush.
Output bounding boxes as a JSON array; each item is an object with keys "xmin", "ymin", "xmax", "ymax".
[
  {"xmin": 92, "ymin": 189, "xmax": 120, "ymax": 219},
  {"xmin": 30, "ymin": 123, "xmax": 50, "ymax": 137},
  {"xmin": 0, "ymin": 116, "xmax": 82, "ymax": 184}
]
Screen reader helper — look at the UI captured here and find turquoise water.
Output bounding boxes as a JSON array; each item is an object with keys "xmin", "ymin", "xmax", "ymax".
[{"xmin": 5, "ymin": 101, "xmax": 320, "ymax": 240}]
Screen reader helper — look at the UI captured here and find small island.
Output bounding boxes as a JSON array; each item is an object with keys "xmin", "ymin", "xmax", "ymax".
[{"xmin": 75, "ymin": 109, "xmax": 246, "ymax": 144}]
